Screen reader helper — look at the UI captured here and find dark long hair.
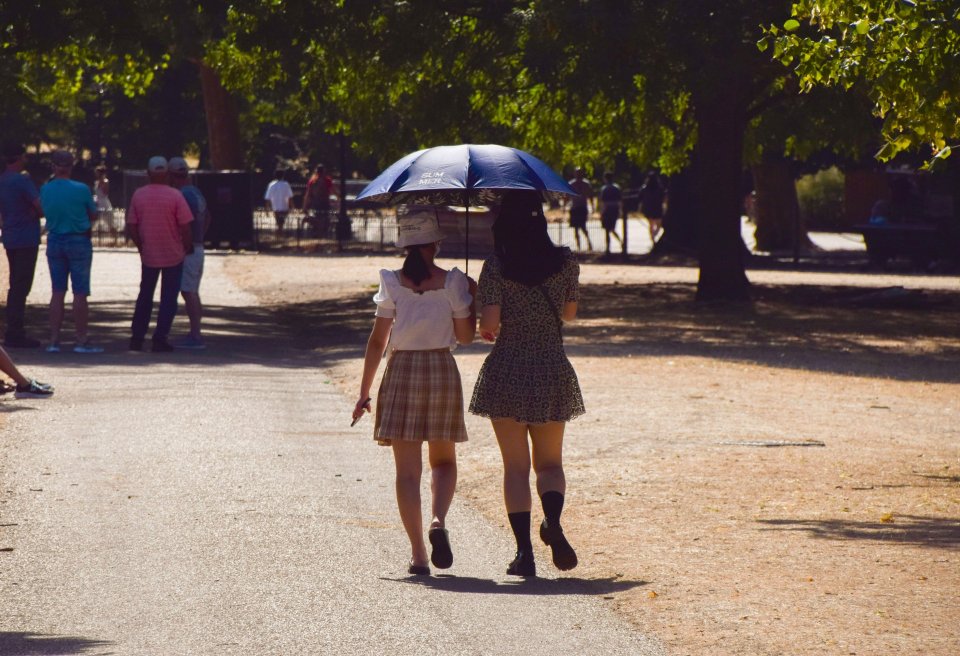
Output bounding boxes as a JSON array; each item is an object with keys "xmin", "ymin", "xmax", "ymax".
[
  {"xmin": 493, "ymin": 190, "xmax": 566, "ymax": 286},
  {"xmin": 402, "ymin": 245, "xmax": 432, "ymax": 285}
]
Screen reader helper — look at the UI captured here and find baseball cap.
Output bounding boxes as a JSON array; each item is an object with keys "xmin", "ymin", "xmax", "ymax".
[
  {"xmin": 51, "ymin": 150, "xmax": 74, "ymax": 167},
  {"xmin": 147, "ymin": 156, "xmax": 168, "ymax": 172},
  {"xmin": 396, "ymin": 207, "xmax": 444, "ymax": 248},
  {"xmin": 168, "ymin": 157, "xmax": 189, "ymax": 174}
]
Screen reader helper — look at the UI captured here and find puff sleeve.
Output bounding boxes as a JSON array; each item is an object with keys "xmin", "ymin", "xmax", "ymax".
[
  {"xmin": 477, "ymin": 257, "xmax": 503, "ymax": 307},
  {"xmin": 373, "ymin": 269, "xmax": 397, "ymax": 318},
  {"xmin": 446, "ymin": 268, "xmax": 473, "ymax": 319}
]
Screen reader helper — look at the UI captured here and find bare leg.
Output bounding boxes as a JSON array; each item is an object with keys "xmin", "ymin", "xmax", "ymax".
[
  {"xmin": 392, "ymin": 441, "xmax": 428, "ymax": 567},
  {"xmin": 0, "ymin": 346, "xmax": 29, "ymax": 387},
  {"xmin": 428, "ymin": 440, "xmax": 456, "ymax": 530},
  {"xmin": 181, "ymin": 291, "xmax": 203, "ymax": 339},
  {"xmin": 529, "ymin": 422, "xmax": 566, "ymax": 496},
  {"xmin": 530, "ymin": 421, "xmax": 577, "ymax": 570},
  {"xmin": 73, "ymin": 294, "xmax": 90, "ymax": 344},
  {"xmin": 49, "ymin": 291, "xmax": 66, "ymax": 345},
  {"xmin": 491, "ymin": 418, "xmax": 532, "ymax": 513},
  {"xmin": 648, "ymin": 218, "xmax": 662, "ymax": 243}
]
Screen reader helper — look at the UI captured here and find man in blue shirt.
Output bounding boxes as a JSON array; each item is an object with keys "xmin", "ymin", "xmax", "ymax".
[
  {"xmin": 168, "ymin": 157, "xmax": 210, "ymax": 349},
  {"xmin": 40, "ymin": 150, "xmax": 103, "ymax": 353},
  {"xmin": 0, "ymin": 142, "xmax": 43, "ymax": 348}
]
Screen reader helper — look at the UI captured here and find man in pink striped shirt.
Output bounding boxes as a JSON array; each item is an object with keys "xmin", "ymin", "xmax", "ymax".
[{"xmin": 126, "ymin": 156, "xmax": 194, "ymax": 352}]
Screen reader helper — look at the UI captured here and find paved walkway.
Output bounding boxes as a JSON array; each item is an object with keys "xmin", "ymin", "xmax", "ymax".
[{"xmin": 0, "ymin": 250, "xmax": 664, "ymax": 655}]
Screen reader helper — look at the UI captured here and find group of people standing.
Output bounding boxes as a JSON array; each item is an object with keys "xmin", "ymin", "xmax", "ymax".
[
  {"xmin": 566, "ymin": 168, "xmax": 666, "ymax": 254},
  {"xmin": 353, "ymin": 190, "xmax": 584, "ymax": 578},
  {"xmin": 0, "ymin": 144, "xmax": 211, "ymax": 399}
]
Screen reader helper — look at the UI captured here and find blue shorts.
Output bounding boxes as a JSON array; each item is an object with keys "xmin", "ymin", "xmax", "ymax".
[{"xmin": 46, "ymin": 233, "xmax": 93, "ymax": 295}]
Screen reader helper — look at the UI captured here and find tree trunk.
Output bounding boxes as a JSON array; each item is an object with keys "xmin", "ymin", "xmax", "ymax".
[
  {"xmin": 653, "ymin": 168, "xmax": 699, "ymax": 255},
  {"xmin": 752, "ymin": 157, "xmax": 812, "ymax": 253},
  {"xmin": 693, "ymin": 93, "xmax": 751, "ymax": 302},
  {"xmin": 196, "ymin": 61, "xmax": 244, "ymax": 170}
]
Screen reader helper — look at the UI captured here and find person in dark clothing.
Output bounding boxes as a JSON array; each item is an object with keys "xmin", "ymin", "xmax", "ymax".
[{"xmin": 0, "ymin": 142, "xmax": 43, "ymax": 348}]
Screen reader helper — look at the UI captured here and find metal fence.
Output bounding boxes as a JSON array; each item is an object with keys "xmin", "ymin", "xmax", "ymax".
[{"xmin": 85, "ymin": 206, "xmax": 652, "ymax": 256}]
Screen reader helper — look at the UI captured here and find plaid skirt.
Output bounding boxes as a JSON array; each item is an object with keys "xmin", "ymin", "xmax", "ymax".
[{"xmin": 374, "ymin": 349, "xmax": 468, "ymax": 446}]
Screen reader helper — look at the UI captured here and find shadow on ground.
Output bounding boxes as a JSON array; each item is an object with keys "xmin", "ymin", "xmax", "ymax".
[
  {"xmin": 385, "ymin": 574, "xmax": 647, "ymax": 596},
  {"xmin": 0, "ymin": 632, "xmax": 113, "ymax": 655},
  {"xmin": 567, "ymin": 282, "xmax": 960, "ymax": 383},
  {"xmin": 9, "ymin": 280, "xmax": 960, "ymax": 383},
  {"xmin": 757, "ymin": 515, "xmax": 960, "ymax": 549}
]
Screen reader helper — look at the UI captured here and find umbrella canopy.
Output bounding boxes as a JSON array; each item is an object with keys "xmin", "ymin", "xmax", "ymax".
[{"xmin": 355, "ymin": 143, "xmax": 578, "ymax": 207}]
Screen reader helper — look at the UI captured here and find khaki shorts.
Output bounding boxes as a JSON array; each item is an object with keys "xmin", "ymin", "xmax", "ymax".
[{"xmin": 181, "ymin": 245, "xmax": 204, "ymax": 293}]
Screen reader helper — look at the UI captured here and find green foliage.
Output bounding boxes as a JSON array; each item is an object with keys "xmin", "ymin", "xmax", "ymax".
[
  {"xmin": 762, "ymin": 0, "xmax": 960, "ymax": 166},
  {"xmin": 796, "ymin": 166, "xmax": 846, "ymax": 230}
]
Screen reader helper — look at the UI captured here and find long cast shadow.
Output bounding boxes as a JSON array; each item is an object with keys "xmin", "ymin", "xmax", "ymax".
[
  {"xmin": 382, "ymin": 575, "xmax": 647, "ymax": 596},
  {"xmin": 0, "ymin": 632, "xmax": 113, "ymax": 655},
  {"xmin": 757, "ymin": 515, "xmax": 960, "ymax": 549},
  {"xmin": 10, "ymin": 280, "xmax": 960, "ymax": 383}
]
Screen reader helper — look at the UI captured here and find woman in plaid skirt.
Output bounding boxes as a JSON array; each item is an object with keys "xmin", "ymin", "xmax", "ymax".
[{"xmin": 352, "ymin": 208, "xmax": 476, "ymax": 576}]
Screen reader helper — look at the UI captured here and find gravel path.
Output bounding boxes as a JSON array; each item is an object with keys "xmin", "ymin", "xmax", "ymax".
[{"xmin": 0, "ymin": 250, "xmax": 665, "ymax": 655}]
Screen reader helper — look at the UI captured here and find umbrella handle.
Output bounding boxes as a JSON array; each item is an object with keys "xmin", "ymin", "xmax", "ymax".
[{"xmin": 465, "ymin": 203, "xmax": 469, "ymax": 277}]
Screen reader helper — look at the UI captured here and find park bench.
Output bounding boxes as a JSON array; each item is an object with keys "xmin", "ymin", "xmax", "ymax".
[{"xmin": 855, "ymin": 222, "xmax": 959, "ymax": 269}]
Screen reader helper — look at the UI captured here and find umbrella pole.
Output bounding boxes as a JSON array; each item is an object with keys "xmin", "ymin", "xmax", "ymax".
[{"xmin": 465, "ymin": 201, "xmax": 470, "ymax": 277}]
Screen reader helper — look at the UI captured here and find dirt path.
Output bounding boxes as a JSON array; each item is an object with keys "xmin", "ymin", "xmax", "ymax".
[{"xmin": 224, "ymin": 252, "xmax": 960, "ymax": 656}]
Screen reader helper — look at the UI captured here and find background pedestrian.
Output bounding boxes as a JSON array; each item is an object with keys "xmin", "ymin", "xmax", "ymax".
[
  {"xmin": 566, "ymin": 167, "xmax": 594, "ymax": 252},
  {"xmin": 264, "ymin": 169, "xmax": 293, "ymax": 234},
  {"xmin": 40, "ymin": 149, "xmax": 103, "ymax": 353},
  {"xmin": 168, "ymin": 157, "xmax": 210, "ymax": 349},
  {"xmin": 126, "ymin": 156, "xmax": 194, "ymax": 353},
  {"xmin": 599, "ymin": 172, "xmax": 623, "ymax": 254},
  {"xmin": 0, "ymin": 141, "xmax": 43, "ymax": 348}
]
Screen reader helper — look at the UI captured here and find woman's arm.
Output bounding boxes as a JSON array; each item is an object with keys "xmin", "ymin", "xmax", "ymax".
[
  {"xmin": 453, "ymin": 276, "xmax": 478, "ymax": 344},
  {"xmin": 353, "ymin": 316, "xmax": 393, "ymax": 421},
  {"xmin": 561, "ymin": 301, "xmax": 578, "ymax": 322},
  {"xmin": 479, "ymin": 305, "xmax": 501, "ymax": 341}
]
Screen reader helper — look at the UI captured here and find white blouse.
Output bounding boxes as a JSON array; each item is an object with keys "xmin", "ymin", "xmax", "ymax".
[{"xmin": 374, "ymin": 268, "xmax": 473, "ymax": 351}]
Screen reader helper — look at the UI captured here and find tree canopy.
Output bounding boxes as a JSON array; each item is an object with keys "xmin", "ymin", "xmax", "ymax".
[{"xmin": 763, "ymin": 0, "xmax": 960, "ymax": 165}]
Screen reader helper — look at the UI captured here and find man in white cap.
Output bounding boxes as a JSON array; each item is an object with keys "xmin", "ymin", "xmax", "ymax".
[
  {"xmin": 125, "ymin": 156, "xmax": 194, "ymax": 352},
  {"xmin": 167, "ymin": 157, "xmax": 210, "ymax": 349},
  {"xmin": 39, "ymin": 150, "xmax": 103, "ymax": 353}
]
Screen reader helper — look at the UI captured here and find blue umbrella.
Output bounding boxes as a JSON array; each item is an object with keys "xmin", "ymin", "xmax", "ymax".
[{"xmin": 356, "ymin": 144, "xmax": 578, "ymax": 271}]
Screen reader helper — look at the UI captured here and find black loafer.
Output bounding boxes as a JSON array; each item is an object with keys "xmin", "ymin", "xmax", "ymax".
[
  {"xmin": 408, "ymin": 563, "xmax": 431, "ymax": 576},
  {"xmin": 428, "ymin": 527, "xmax": 453, "ymax": 569},
  {"xmin": 540, "ymin": 520, "xmax": 578, "ymax": 571},
  {"xmin": 506, "ymin": 550, "xmax": 536, "ymax": 577}
]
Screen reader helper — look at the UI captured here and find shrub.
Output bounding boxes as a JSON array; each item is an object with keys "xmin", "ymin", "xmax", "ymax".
[{"xmin": 796, "ymin": 166, "xmax": 845, "ymax": 231}]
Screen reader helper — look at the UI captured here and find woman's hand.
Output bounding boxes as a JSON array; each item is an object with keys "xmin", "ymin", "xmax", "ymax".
[
  {"xmin": 480, "ymin": 330, "xmax": 497, "ymax": 342},
  {"xmin": 352, "ymin": 396, "xmax": 372, "ymax": 424}
]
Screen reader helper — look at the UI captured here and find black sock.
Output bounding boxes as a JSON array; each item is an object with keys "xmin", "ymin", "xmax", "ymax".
[
  {"xmin": 540, "ymin": 491, "xmax": 565, "ymax": 529},
  {"xmin": 507, "ymin": 511, "xmax": 532, "ymax": 552}
]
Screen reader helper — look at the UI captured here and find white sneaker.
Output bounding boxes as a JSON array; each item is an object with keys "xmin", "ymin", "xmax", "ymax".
[{"xmin": 45, "ymin": 344, "xmax": 61, "ymax": 353}]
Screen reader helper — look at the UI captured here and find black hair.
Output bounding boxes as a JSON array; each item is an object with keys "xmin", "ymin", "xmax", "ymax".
[
  {"xmin": 3, "ymin": 141, "xmax": 24, "ymax": 165},
  {"xmin": 402, "ymin": 245, "xmax": 432, "ymax": 286},
  {"xmin": 274, "ymin": 169, "xmax": 285, "ymax": 180},
  {"xmin": 493, "ymin": 190, "xmax": 566, "ymax": 286}
]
